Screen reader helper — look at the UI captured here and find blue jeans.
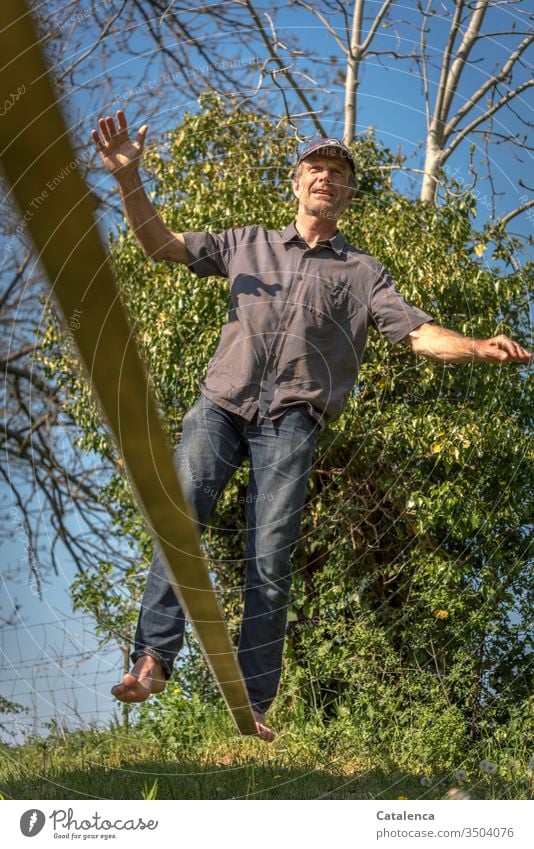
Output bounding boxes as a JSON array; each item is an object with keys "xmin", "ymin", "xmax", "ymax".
[{"xmin": 131, "ymin": 394, "xmax": 317, "ymax": 713}]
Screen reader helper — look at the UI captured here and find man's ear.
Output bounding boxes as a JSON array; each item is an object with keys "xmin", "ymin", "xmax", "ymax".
[
  {"xmin": 346, "ymin": 173, "xmax": 358, "ymax": 203},
  {"xmin": 292, "ymin": 175, "xmax": 301, "ymax": 200}
]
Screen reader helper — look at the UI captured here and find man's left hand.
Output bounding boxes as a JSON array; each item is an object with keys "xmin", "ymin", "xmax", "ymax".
[{"xmin": 475, "ymin": 334, "xmax": 531, "ymax": 363}]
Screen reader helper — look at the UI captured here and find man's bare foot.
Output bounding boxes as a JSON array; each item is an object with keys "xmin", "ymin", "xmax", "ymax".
[
  {"xmin": 252, "ymin": 709, "xmax": 276, "ymax": 742},
  {"xmin": 111, "ymin": 655, "xmax": 166, "ymax": 703},
  {"xmin": 112, "ymin": 658, "xmax": 275, "ymax": 741}
]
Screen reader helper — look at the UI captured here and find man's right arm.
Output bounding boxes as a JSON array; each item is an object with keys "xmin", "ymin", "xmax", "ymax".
[
  {"xmin": 92, "ymin": 110, "xmax": 189, "ymax": 265},
  {"xmin": 116, "ymin": 170, "xmax": 189, "ymax": 264}
]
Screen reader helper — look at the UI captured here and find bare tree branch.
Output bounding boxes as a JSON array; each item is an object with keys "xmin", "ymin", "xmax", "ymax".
[
  {"xmin": 291, "ymin": 0, "xmax": 350, "ymax": 54},
  {"xmin": 419, "ymin": 0, "xmax": 434, "ymax": 129},
  {"xmin": 439, "ymin": 0, "xmax": 488, "ymax": 124},
  {"xmin": 431, "ymin": 0, "xmax": 468, "ymax": 135},
  {"xmin": 487, "ymin": 197, "xmax": 534, "ymax": 230},
  {"xmin": 444, "ymin": 77, "xmax": 533, "ymax": 157},
  {"xmin": 242, "ymin": 0, "xmax": 326, "ymax": 136},
  {"xmin": 420, "ymin": 0, "xmax": 533, "ymax": 204},
  {"xmin": 55, "ymin": 0, "xmax": 129, "ymax": 84},
  {"xmin": 444, "ymin": 30, "xmax": 534, "ymax": 137},
  {"xmin": 344, "ymin": 0, "xmax": 394, "ymax": 144}
]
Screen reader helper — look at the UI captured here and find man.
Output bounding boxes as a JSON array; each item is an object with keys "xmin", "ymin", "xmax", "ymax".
[{"xmin": 92, "ymin": 111, "xmax": 530, "ymax": 742}]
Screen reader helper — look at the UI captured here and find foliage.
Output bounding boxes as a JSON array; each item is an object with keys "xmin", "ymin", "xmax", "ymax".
[
  {"xmin": 70, "ymin": 561, "xmax": 140, "ymax": 650},
  {"xmin": 41, "ymin": 94, "xmax": 532, "ymax": 767},
  {"xmin": 0, "ymin": 696, "xmax": 28, "ymax": 738}
]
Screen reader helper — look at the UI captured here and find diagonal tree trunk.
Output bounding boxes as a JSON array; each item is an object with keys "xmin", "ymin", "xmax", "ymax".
[{"xmin": 344, "ymin": 0, "xmax": 394, "ymax": 144}]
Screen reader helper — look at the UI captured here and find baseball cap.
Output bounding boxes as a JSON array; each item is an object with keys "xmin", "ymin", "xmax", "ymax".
[{"xmin": 296, "ymin": 137, "xmax": 356, "ymax": 175}]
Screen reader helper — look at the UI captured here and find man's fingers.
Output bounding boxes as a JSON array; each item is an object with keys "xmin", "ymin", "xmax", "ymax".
[
  {"xmin": 499, "ymin": 341, "xmax": 514, "ymax": 358},
  {"xmin": 105, "ymin": 115, "xmax": 118, "ymax": 138},
  {"xmin": 487, "ymin": 337, "xmax": 531, "ymax": 363},
  {"xmin": 506, "ymin": 342, "xmax": 529, "ymax": 361},
  {"xmin": 98, "ymin": 117, "xmax": 111, "ymax": 142},
  {"xmin": 91, "ymin": 129, "xmax": 104, "ymax": 152},
  {"xmin": 136, "ymin": 124, "xmax": 148, "ymax": 149},
  {"xmin": 488, "ymin": 348, "xmax": 507, "ymax": 361},
  {"xmin": 498, "ymin": 345, "xmax": 515, "ymax": 361},
  {"xmin": 116, "ymin": 109, "xmax": 128, "ymax": 132},
  {"xmin": 515, "ymin": 343, "xmax": 531, "ymax": 360},
  {"xmin": 498, "ymin": 337, "xmax": 530, "ymax": 361}
]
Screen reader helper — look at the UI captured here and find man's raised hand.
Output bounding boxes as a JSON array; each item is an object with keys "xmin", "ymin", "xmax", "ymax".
[{"xmin": 91, "ymin": 110, "xmax": 148, "ymax": 181}]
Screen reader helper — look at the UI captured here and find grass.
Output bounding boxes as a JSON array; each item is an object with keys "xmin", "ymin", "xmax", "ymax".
[
  {"xmin": 1, "ymin": 706, "xmax": 531, "ymax": 800},
  {"xmin": 0, "ymin": 742, "xmax": 446, "ymax": 800}
]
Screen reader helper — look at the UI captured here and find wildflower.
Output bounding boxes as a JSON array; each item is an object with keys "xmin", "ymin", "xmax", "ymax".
[
  {"xmin": 435, "ymin": 610, "xmax": 449, "ymax": 620},
  {"xmin": 397, "ymin": 795, "xmax": 408, "ymax": 800},
  {"xmin": 479, "ymin": 759, "xmax": 497, "ymax": 774}
]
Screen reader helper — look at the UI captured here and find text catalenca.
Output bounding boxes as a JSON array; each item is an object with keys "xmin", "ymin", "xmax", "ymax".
[{"xmin": 377, "ymin": 811, "xmax": 435, "ymax": 820}]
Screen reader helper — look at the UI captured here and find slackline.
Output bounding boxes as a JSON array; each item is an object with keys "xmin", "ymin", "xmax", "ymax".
[{"xmin": 0, "ymin": 1, "xmax": 258, "ymax": 736}]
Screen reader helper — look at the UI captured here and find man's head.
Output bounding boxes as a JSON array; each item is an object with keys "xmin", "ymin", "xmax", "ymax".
[{"xmin": 292, "ymin": 138, "xmax": 356, "ymax": 221}]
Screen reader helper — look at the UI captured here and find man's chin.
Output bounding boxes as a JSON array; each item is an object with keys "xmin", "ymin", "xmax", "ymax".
[{"xmin": 309, "ymin": 202, "xmax": 338, "ymax": 220}]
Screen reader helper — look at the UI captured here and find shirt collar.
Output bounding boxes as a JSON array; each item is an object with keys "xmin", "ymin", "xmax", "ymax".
[{"xmin": 281, "ymin": 220, "xmax": 346, "ymax": 256}]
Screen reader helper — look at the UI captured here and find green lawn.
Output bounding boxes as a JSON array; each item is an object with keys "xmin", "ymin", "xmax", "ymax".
[{"xmin": 1, "ymin": 718, "xmax": 530, "ymax": 800}]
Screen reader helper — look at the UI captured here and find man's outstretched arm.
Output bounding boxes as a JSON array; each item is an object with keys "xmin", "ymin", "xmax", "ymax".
[
  {"xmin": 91, "ymin": 110, "xmax": 189, "ymax": 264},
  {"xmin": 404, "ymin": 322, "xmax": 531, "ymax": 364}
]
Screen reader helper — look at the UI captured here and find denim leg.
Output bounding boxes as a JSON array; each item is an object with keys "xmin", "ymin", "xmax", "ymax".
[
  {"xmin": 238, "ymin": 408, "xmax": 317, "ymax": 712},
  {"xmin": 131, "ymin": 395, "xmax": 247, "ymax": 677}
]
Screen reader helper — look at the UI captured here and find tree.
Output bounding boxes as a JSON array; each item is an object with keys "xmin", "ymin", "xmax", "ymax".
[
  {"xmin": 417, "ymin": 0, "xmax": 533, "ymax": 204},
  {"xmin": 290, "ymin": 0, "xmax": 396, "ymax": 145},
  {"xmin": 0, "ymin": 244, "xmax": 128, "ymax": 583},
  {"xmin": 44, "ymin": 96, "xmax": 532, "ymax": 764},
  {"xmin": 1, "ymin": 5, "xmax": 530, "ymax": 756},
  {"xmin": 70, "ymin": 562, "xmax": 141, "ymax": 732},
  {"xmin": 31, "ymin": 1, "xmax": 533, "ymax": 217}
]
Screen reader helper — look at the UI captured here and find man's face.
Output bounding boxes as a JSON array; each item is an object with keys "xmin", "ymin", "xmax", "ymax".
[{"xmin": 292, "ymin": 153, "xmax": 354, "ymax": 220}]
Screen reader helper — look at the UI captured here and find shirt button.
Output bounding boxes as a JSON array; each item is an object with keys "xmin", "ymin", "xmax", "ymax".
[{"xmin": 296, "ymin": 274, "xmax": 303, "ymax": 281}]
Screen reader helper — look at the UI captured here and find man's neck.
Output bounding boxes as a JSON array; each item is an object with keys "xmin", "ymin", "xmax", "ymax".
[{"xmin": 294, "ymin": 211, "xmax": 338, "ymax": 248}]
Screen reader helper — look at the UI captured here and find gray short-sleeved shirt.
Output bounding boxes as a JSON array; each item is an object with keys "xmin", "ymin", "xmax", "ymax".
[{"xmin": 183, "ymin": 220, "xmax": 433, "ymax": 425}]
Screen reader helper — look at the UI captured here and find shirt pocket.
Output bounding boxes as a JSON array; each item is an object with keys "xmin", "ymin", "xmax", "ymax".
[{"xmin": 304, "ymin": 275, "xmax": 354, "ymax": 322}]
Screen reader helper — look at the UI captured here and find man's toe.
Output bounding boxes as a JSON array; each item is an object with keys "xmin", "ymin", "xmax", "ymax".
[
  {"xmin": 111, "ymin": 674, "xmax": 144, "ymax": 700},
  {"xmin": 111, "ymin": 683, "xmax": 133, "ymax": 700}
]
